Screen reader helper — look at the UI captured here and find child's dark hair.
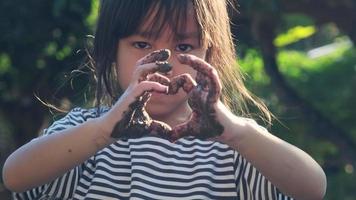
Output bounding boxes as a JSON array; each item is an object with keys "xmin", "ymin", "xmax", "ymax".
[{"xmin": 91, "ymin": 0, "xmax": 272, "ymax": 123}]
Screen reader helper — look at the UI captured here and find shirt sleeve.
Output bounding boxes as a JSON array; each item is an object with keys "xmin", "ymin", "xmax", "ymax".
[
  {"xmin": 12, "ymin": 107, "xmax": 98, "ymax": 200},
  {"xmin": 234, "ymin": 151, "xmax": 294, "ymax": 200}
]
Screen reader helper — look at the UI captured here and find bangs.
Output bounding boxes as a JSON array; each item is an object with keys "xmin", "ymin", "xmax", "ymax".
[{"xmin": 113, "ymin": 0, "xmax": 205, "ymax": 45}]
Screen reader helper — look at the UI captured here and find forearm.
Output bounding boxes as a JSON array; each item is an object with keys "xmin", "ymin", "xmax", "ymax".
[
  {"xmin": 228, "ymin": 123, "xmax": 326, "ymax": 199},
  {"xmin": 2, "ymin": 117, "xmax": 115, "ymax": 193},
  {"xmin": 215, "ymin": 102, "xmax": 326, "ymax": 199}
]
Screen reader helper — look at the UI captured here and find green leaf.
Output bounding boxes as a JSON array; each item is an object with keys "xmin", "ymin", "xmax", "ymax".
[
  {"xmin": 274, "ymin": 26, "xmax": 316, "ymax": 47},
  {"xmin": 0, "ymin": 53, "xmax": 12, "ymax": 74}
]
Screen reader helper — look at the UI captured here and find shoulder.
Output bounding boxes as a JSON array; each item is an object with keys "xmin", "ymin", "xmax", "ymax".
[{"xmin": 69, "ymin": 107, "xmax": 109, "ymax": 120}]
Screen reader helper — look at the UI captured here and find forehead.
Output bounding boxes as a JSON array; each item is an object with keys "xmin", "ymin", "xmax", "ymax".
[{"xmin": 135, "ymin": 1, "xmax": 200, "ymax": 41}]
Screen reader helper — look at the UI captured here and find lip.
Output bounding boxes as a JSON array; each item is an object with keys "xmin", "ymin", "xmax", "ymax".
[{"xmin": 151, "ymin": 92, "xmax": 170, "ymax": 99}]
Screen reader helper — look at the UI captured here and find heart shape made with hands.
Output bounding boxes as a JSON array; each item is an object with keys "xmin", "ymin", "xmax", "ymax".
[{"xmin": 111, "ymin": 49, "xmax": 224, "ymax": 142}]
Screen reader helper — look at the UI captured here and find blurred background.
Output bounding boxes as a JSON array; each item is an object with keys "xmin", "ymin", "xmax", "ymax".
[{"xmin": 0, "ymin": 0, "xmax": 355, "ymax": 199}]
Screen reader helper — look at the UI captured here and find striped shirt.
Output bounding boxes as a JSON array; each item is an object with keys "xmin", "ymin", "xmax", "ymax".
[{"xmin": 13, "ymin": 107, "xmax": 293, "ymax": 200}]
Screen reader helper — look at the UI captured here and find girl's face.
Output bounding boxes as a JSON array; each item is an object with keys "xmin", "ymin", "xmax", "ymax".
[{"xmin": 116, "ymin": 5, "xmax": 207, "ymax": 119}]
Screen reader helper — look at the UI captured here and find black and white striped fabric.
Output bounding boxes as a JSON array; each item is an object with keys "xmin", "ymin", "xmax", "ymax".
[{"xmin": 13, "ymin": 108, "xmax": 293, "ymax": 200}]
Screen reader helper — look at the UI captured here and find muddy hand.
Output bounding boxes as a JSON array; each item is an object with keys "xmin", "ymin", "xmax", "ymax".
[
  {"xmin": 169, "ymin": 54, "xmax": 224, "ymax": 142},
  {"xmin": 111, "ymin": 49, "xmax": 173, "ymax": 140}
]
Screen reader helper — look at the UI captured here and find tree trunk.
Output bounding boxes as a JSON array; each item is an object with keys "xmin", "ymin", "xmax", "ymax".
[{"xmin": 252, "ymin": 15, "xmax": 356, "ymax": 165}]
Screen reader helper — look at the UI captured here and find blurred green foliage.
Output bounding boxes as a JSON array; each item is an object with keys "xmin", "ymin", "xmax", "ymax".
[
  {"xmin": 274, "ymin": 25, "xmax": 316, "ymax": 47},
  {"xmin": 240, "ymin": 44, "xmax": 356, "ymax": 199},
  {"xmin": 1, "ymin": 0, "xmax": 355, "ymax": 199},
  {"xmin": 0, "ymin": 0, "xmax": 93, "ymax": 105}
]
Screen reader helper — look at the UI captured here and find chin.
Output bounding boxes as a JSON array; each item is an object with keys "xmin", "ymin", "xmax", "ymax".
[
  {"xmin": 145, "ymin": 101, "xmax": 171, "ymax": 119},
  {"xmin": 146, "ymin": 91, "xmax": 188, "ymax": 117}
]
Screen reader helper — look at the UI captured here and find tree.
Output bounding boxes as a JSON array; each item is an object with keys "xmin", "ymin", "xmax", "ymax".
[
  {"xmin": 231, "ymin": 0, "xmax": 356, "ymax": 166},
  {"xmin": 0, "ymin": 0, "xmax": 92, "ymax": 146}
]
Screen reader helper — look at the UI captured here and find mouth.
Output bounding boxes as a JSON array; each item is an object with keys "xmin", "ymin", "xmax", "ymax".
[
  {"xmin": 149, "ymin": 91, "xmax": 184, "ymax": 104},
  {"xmin": 150, "ymin": 92, "xmax": 170, "ymax": 100}
]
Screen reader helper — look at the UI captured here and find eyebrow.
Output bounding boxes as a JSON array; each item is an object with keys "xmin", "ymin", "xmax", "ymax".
[{"xmin": 135, "ymin": 31, "xmax": 199, "ymax": 40}]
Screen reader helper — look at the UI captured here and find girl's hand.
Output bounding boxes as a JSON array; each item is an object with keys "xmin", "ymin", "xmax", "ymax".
[
  {"xmin": 169, "ymin": 54, "xmax": 224, "ymax": 141},
  {"xmin": 105, "ymin": 50, "xmax": 227, "ymax": 142},
  {"xmin": 108, "ymin": 49, "xmax": 174, "ymax": 140}
]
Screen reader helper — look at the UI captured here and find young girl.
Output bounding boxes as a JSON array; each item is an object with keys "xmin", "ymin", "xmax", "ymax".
[{"xmin": 3, "ymin": 0, "xmax": 326, "ymax": 199}]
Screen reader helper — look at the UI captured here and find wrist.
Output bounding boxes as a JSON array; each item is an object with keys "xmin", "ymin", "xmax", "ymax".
[
  {"xmin": 216, "ymin": 117, "xmax": 249, "ymax": 148},
  {"xmin": 213, "ymin": 101, "xmax": 242, "ymax": 145},
  {"xmin": 224, "ymin": 117, "xmax": 271, "ymax": 154},
  {"xmin": 95, "ymin": 105, "xmax": 127, "ymax": 137},
  {"xmin": 213, "ymin": 101, "xmax": 263, "ymax": 149},
  {"xmin": 89, "ymin": 116, "xmax": 116, "ymax": 146}
]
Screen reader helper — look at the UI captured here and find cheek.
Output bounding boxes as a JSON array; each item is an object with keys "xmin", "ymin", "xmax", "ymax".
[
  {"xmin": 116, "ymin": 41, "xmax": 132, "ymax": 90},
  {"xmin": 116, "ymin": 53, "xmax": 136, "ymax": 90}
]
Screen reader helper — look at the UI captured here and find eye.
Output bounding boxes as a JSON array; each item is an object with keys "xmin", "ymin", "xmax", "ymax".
[
  {"xmin": 133, "ymin": 41, "xmax": 151, "ymax": 49},
  {"xmin": 175, "ymin": 44, "xmax": 193, "ymax": 52}
]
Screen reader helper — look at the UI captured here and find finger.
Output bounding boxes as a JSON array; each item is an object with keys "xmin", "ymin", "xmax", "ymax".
[
  {"xmin": 155, "ymin": 61, "xmax": 173, "ymax": 74},
  {"xmin": 133, "ymin": 81, "xmax": 169, "ymax": 97},
  {"xmin": 120, "ymin": 80, "xmax": 168, "ymax": 112},
  {"xmin": 137, "ymin": 92, "xmax": 151, "ymax": 109},
  {"xmin": 196, "ymin": 72, "xmax": 210, "ymax": 92},
  {"xmin": 170, "ymin": 123, "xmax": 190, "ymax": 142},
  {"xmin": 178, "ymin": 54, "xmax": 222, "ymax": 102},
  {"xmin": 136, "ymin": 49, "xmax": 171, "ymax": 65},
  {"xmin": 135, "ymin": 62, "xmax": 173, "ymax": 82},
  {"xmin": 131, "ymin": 80, "xmax": 169, "ymax": 111},
  {"xmin": 169, "ymin": 73, "xmax": 197, "ymax": 94},
  {"xmin": 170, "ymin": 113, "xmax": 198, "ymax": 142},
  {"xmin": 148, "ymin": 120, "xmax": 172, "ymax": 140},
  {"xmin": 147, "ymin": 73, "xmax": 171, "ymax": 87},
  {"xmin": 177, "ymin": 54, "xmax": 220, "ymax": 86},
  {"xmin": 177, "ymin": 54, "xmax": 216, "ymax": 76},
  {"xmin": 134, "ymin": 49, "xmax": 172, "ymax": 82}
]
